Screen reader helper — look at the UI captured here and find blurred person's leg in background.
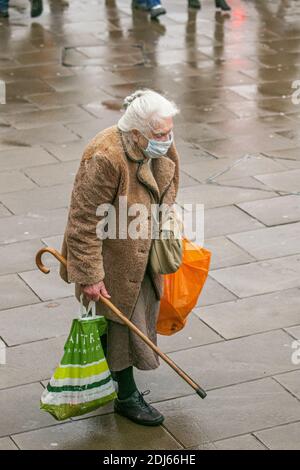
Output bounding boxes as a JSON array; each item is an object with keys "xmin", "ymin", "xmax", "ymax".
[
  {"xmin": 132, "ymin": 0, "xmax": 166, "ymax": 19},
  {"xmin": 0, "ymin": 0, "xmax": 9, "ymax": 17},
  {"xmin": 215, "ymin": 0, "xmax": 231, "ymax": 11},
  {"xmin": 30, "ymin": 0, "xmax": 43, "ymax": 17}
]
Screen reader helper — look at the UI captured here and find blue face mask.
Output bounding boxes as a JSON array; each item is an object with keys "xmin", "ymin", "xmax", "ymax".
[{"xmin": 143, "ymin": 132, "xmax": 173, "ymax": 159}]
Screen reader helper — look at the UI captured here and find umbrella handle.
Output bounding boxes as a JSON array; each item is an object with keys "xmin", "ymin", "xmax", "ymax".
[
  {"xmin": 36, "ymin": 247, "xmax": 67, "ymax": 273},
  {"xmin": 35, "ymin": 246, "xmax": 207, "ymax": 399}
]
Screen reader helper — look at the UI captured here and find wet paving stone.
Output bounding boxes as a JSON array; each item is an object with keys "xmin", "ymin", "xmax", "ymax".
[
  {"xmin": 254, "ymin": 422, "xmax": 300, "ymax": 450},
  {"xmin": 0, "ymin": 170, "xmax": 36, "ymax": 194},
  {"xmin": 228, "ymin": 221, "xmax": 300, "ymax": 260},
  {"xmin": 0, "ymin": 383, "xmax": 56, "ymax": 438},
  {"xmin": 0, "ymin": 208, "xmax": 67, "ymax": 244},
  {"xmin": 157, "ymin": 378, "xmax": 300, "ymax": 446},
  {"xmin": 0, "ymin": 147, "xmax": 57, "ymax": 171},
  {"xmin": 0, "ymin": 437, "xmax": 18, "ymax": 450},
  {"xmin": 0, "ymin": 297, "xmax": 77, "ymax": 346},
  {"xmin": 11, "ymin": 413, "xmax": 182, "ymax": 450},
  {"xmin": 197, "ymin": 288, "xmax": 300, "ymax": 339},
  {"xmin": 0, "ymin": 184, "xmax": 72, "ymax": 215},
  {"xmin": 237, "ymin": 195, "xmax": 300, "ymax": 226},
  {"xmin": 19, "ymin": 267, "xmax": 73, "ymax": 301},
  {"xmin": 0, "ymin": 336, "xmax": 66, "ymax": 390},
  {"xmin": 0, "ymin": 273, "xmax": 40, "ymax": 310},
  {"xmin": 210, "ymin": 254, "xmax": 300, "ymax": 298}
]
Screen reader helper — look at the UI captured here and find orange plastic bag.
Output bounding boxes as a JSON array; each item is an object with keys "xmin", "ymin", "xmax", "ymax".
[{"xmin": 157, "ymin": 237, "xmax": 211, "ymax": 336}]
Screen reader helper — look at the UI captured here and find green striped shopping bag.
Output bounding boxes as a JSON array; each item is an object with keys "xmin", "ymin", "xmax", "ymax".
[{"xmin": 40, "ymin": 295, "xmax": 117, "ymax": 421}]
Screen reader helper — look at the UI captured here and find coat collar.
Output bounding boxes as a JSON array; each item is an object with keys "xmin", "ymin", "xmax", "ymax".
[{"xmin": 117, "ymin": 127, "xmax": 176, "ymax": 204}]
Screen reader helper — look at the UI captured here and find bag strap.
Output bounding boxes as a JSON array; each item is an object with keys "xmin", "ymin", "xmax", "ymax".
[{"xmin": 79, "ymin": 293, "xmax": 97, "ymax": 320}]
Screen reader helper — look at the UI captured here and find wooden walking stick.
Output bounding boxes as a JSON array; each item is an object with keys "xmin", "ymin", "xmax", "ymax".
[{"xmin": 36, "ymin": 247, "xmax": 207, "ymax": 399}]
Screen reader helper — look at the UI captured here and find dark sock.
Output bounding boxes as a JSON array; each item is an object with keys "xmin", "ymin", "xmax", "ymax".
[
  {"xmin": 115, "ymin": 366, "xmax": 138, "ymax": 400},
  {"xmin": 102, "ymin": 332, "xmax": 137, "ymax": 396}
]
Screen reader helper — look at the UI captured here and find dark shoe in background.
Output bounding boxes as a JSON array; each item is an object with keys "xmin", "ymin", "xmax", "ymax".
[
  {"xmin": 132, "ymin": 0, "xmax": 150, "ymax": 11},
  {"xmin": 30, "ymin": 0, "xmax": 43, "ymax": 17},
  {"xmin": 188, "ymin": 0, "xmax": 201, "ymax": 10},
  {"xmin": 150, "ymin": 4, "xmax": 166, "ymax": 20},
  {"xmin": 0, "ymin": 9, "xmax": 9, "ymax": 17},
  {"xmin": 114, "ymin": 390, "xmax": 164, "ymax": 426},
  {"xmin": 215, "ymin": 0, "xmax": 231, "ymax": 11}
]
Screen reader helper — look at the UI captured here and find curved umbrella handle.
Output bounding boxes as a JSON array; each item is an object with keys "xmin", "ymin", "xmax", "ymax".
[{"xmin": 36, "ymin": 247, "xmax": 67, "ymax": 274}]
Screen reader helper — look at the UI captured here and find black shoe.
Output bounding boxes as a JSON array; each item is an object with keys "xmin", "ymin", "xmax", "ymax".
[
  {"xmin": 30, "ymin": 0, "xmax": 43, "ymax": 17},
  {"xmin": 132, "ymin": 0, "xmax": 150, "ymax": 11},
  {"xmin": 150, "ymin": 5, "xmax": 166, "ymax": 20},
  {"xmin": 215, "ymin": 0, "xmax": 231, "ymax": 11},
  {"xmin": 0, "ymin": 9, "xmax": 9, "ymax": 17},
  {"xmin": 114, "ymin": 390, "xmax": 164, "ymax": 426},
  {"xmin": 188, "ymin": 0, "xmax": 201, "ymax": 9}
]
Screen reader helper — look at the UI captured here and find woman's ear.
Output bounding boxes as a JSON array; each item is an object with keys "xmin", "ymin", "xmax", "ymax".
[{"xmin": 131, "ymin": 130, "xmax": 139, "ymax": 143}]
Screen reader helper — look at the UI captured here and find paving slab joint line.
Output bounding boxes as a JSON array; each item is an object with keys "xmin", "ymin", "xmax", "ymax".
[
  {"xmin": 62, "ymin": 122, "xmax": 84, "ymax": 140},
  {"xmin": 232, "ymin": 202, "xmax": 269, "ymax": 228},
  {"xmin": 214, "ymin": 180, "xmax": 279, "ymax": 194},
  {"xmin": 4, "ymin": 402, "xmax": 300, "ymax": 445},
  {"xmin": 39, "ymin": 381, "xmax": 46, "ymax": 389},
  {"xmin": 252, "ymin": 418, "xmax": 300, "ymax": 442},
  {"xmin": 4, "ymin": 332, "xmax": 68, "ymax": 349},
  {"xmin": 9, "ymin": 419, "xmax": 73, "ymax": 439},
  {"xmin": 8, "ymin": 435, "xmax": 21, "ymax": 450},
  {"xmin": 270, "ymin": 189, "xmax": 300, "ymax": 197},
  {"xmin": 219, "ymin": 319, "xmax": 300, "ymax": 345},
  {"xmin": 6, "ymin": 366, "xmax": 300, "ymax": 407},
  {"xmin": 191, "ymin": 315, "xmax": 227, "ymax": 341},
  {"xmin": 205, "ymin": 274, "xmax": 239, "ymax": 300},
  {"xmin": 193, "ymin": 321, "xmax": 300, "ymax": 343},
  {"xmin": 0, "ymin": 336, "xmax": 8, "ymax": 348},
  {"xmin": 0, "ymin": 293, "xmax": 73, "ymax": 313},
  {"xmin": 40, "ymin": 143, "xmax": 71, "ymax": 162},
  {"xmin": 78, "ymin": 103, "xmax": 104, "ymax": 119},
  {"xmin": 283, "ymin": 324, "xmax": 300, "ymax": 341},
  {"xmin": 223, "ymin": 234, "xmax": 257, "ymax": 261},
  {"xmin": 21, "ymin": 168, "xmax": 43, "ymax": 187},
  {"xmin": 250, "ymin": 432, "xmax": 270, "ymax": 450},
  {"xmin": 180, "ymin": 168, "xmax": 206, "ymax": 186},
  {"xmin": 0, "ymin": 201, "xmax": 14, "ymax": 216},
  {"xmin": 160, "ymin": 423, "xmax": 194, "ymax": 450},
  {"xmin": 210, "ymin": 250, "xmax": 300, "ymax": 274},
  {"xmin": 15, "ymin": 272, "xmax": 43, "ymax": 303},
  {"xmin": 205, "ymin": 154, "xmax": 254, "ymax": 183},
  {"xmin": 40, "ymin": 145, "xmax": 63, "ymax": 163},
  {"xmin": 271, "ymin": 375, "xmax": 300, "ymax": 403},
  {"xmin": 129, "ymin": 371, "xmax": 300, "ymax": 408}
]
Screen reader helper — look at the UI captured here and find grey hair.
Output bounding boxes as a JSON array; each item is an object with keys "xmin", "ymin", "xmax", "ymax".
[{"xmin": 117, "ymin": 89, "xmax": 179, "ymax": 133}]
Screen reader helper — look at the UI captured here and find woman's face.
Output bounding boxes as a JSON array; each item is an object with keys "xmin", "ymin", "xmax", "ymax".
[{"xmin": 132, "ymin": 116, "xmax": 174, "ymax": 151}]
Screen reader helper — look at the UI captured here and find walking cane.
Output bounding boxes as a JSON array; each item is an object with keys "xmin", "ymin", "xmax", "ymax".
[{"xmin": 35, "ymin": 247, "xmax": 207, "ymax": 399}]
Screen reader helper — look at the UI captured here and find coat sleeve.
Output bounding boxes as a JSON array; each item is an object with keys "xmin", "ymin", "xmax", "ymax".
[{"xmin": 62, "ymin": 153, "xmax": 119, "ymax": 286}]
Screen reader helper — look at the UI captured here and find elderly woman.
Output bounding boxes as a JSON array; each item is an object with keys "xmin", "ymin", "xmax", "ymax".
[{"xmin": 60, "ymin": 89, "xmax": 180, "ymax": 426}]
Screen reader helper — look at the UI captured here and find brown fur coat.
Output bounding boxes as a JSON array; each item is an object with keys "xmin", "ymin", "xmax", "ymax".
[{"xmin": 59, "ymin": 125, "xmax": 180, "ymax": 324}]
